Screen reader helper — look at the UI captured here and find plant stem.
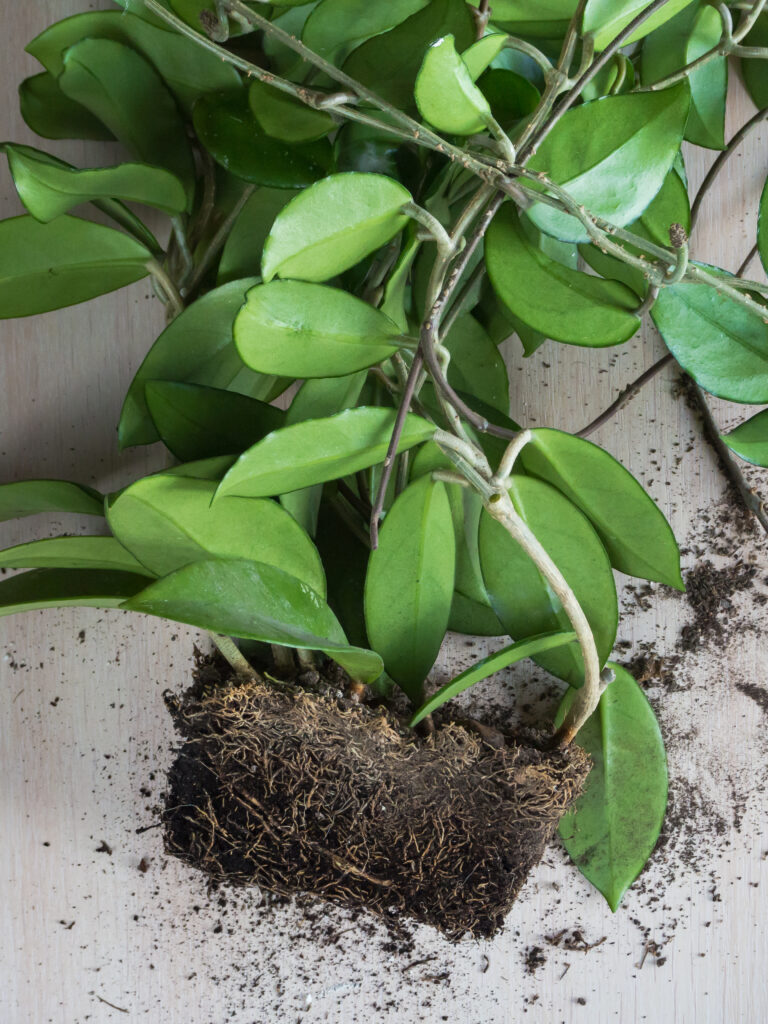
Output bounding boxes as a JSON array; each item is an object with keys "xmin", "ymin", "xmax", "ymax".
[
  {"xmin": 147, "ymin": 258, "xmax": 184, "ymax": 319},
  {"xmin": 737, "ymin": 243, "xmax": 760, "ymax": 276},
  {"xmin": 691, "ymin": 106, "xmax": 768, "ymax": 230},
  {"xmin": 211, "ymin": 633, "xmax": 258, "ymax": 678},
  {"xmin": 577, "ymin": 353, "xmax": 674, "ymax": 438},
  {"xmin": 184, "ymin": 185, "xmax": 256, "ymax": 299}
]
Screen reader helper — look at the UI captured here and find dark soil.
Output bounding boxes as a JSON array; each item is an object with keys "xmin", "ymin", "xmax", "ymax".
[{"xmin": 161, "ymin": 663, "xmax": 589, "ymax": 940}]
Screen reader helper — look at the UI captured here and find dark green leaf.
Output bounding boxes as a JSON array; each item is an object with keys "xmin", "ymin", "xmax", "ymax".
[
  {"xmin": 721, "ymin": 409, "xmax": 768, "ymax": 467},
  {"xmin": 123, "ymin": 558, "xmax": 383, "ymax": 682},
  {"xmin": 0, "ymin": 536, "xmax": 151, "ymax": 574},
  {"xmin": 486, "ymin": 205, "xmax": 640, "ymax": 346},
  {"xmin": 489, "ymin": 0, "xmax": 576, "ymax": 36},
  {"xmin": 365, "ymin": 476, "xmax": 455, "ymax": 702},
  {"xmin": 145, "ymin": 381, "xmax": 285, "ymax": 462},
  {"xmin": 760, "ymin": 175, "xmax": 768, "ymax": 276},
  {"xmin": 193, "ymin": 90, "xmax": 332, "ymax": 189},
  {"xmin": 477, "ymin": 68, "xmax": 540, "ymax": 127},
  {"xmin": 19, "ymin": 72, "xmax": 115, "ymax": 142},
  {"xmin": 479, "ymin": 476, "xmax": 618, "ymax": 686},
  {"xmin": 0, "ymin": 480, "xmax": 103, "ymax": 522},
  {"xmin": 445, "ymin": 314, "xmax": 510, "ymax": 414},
  {"xmin": 218, "ymin": 407, "xmax": 435, "ymax": 498},
  {"xmin": 557, "ymin": 664, "xmax": 668, "ymax": 910},
  {"xmin": 0, "ymin": 568, "xmax": 149, "ymax": 619},
  {"xmin": 0, "ymin": 215, "xmax": 151, "ymax": 319},
  {"xmin": 262, "ymin": 172, "xmax": 411, "ymax": 283},
  {"xmin": 414, "ymin": 34, "xmax": 493, "ymax": 134},
  {"xmin": 303, "ymin": 0, "xmax": 428, "ymax": 63},
  {"xmin": 107, "ymin": 473, "xmax": 325, "ymax": 592},
  {"xmin": 742, "ymin": 13, "xmax": 768, "ymax": 108},
  {"xmin": 217, "ymin": 188, "xmax": 294, "ymax": 285},
  {"xmin": 315, "ymin": 501, "xmax": 371, "ymax": 648},
  {"xmin": 583, "ymin": 0, "xmax": 696, "ymax": 50},
  {"xmin": 519, "ymin": 429, "xmax": 683, "ymax": 588},
  {"xmin": 249, "ymin": 80, "xmax": 334, "ymax": 143}
]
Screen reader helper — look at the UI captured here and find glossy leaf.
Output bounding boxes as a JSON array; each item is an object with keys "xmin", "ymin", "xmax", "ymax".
[
  {"xmin": 0, "ymin": 216, "xmax": 151, "ymax": 319},
  {"xmin": 119, "ymin": 278, "xmax": 284, "ymax": 448},
  {"xmin": 4, "ymin": 144, "xmax": 186, "ymax": 222},
  {"xmin": 526, "ymin": 84, "xmax": 690, "ymax": 241},
  {"xmin": 415, "ymin": 34, "xmax": 492, "ymax": 134},
  {"xmin": 519, "ymin": 429, "xmax": 683, "ymax": 588},
  {"xmin": 123, "ymin": 558, "xmax": 383, "ymax": 682},
  {"xmin": 107, "ymin": 474, "xmax": 325, "ymax": 593},
  {"xmin": 489, "ymin": 0, "xmax": 577, "ymax": 36},
  {"xmin": 145, "ymin": 381, "xmax": 285, "ymax": 462},
  {"xmin": 477, "ymin": 68, "xmax": 540, "ymax": 127},
  {"xmin": 583, "ymin": 0, "xmax": 696, "ymax": 50},
  {"xmin": 651, "ymin": 280, "xmax": 768, "ymax": 403},
  {"xmin": 0, "ymin": 569, "xmax": 150, "ymax": 619},
  {"xmin": 557, "ymin": 664, "xmax": 668, "ymax": 910},
  {"xmin": 486, "ymin": 205, "xmax": 640, "ymax": 346},
  {"xmin": 461, "ymin": 33, "xmax": 509, "ymax": 78},
  {"xmin": 365, "ymin": 476, "xmax": 455, "ymax": 702},
  {"xmin": 760, "ymin": 175, "xmax": 768, "ymax": 276},
  {"xmin": 218, "ymin": 407, "xmax": 435, "ymax": 499},
  {"xmin": 445, "ymin": 314, "xmax": 510, "ymax": 415},
  {"xmin": 59, "ymin": 39, "xmax": 195, "ymax": 204},
  {"xmin": 721, "ymin": 409, "xmax": 768, "ymax": 467},
  {"xmin": 303, "ymin": 0, "xmax": 428, "ymax": 62},
  {"xmin": 642, "ymin": 2, "xmax": 726, "ymax": 150},
  {"xmin": 479, "ymin": 476, "xmax": 618, "ymax": 686},
  {"xmin": 193, "ymin": 91, "xmax": 332, "ymax": 189},
  {"xmin": 0, "ymin": 536, "xmax": 151, "ymax": 574},
  {"xmin": 217, "ymin": 188, "xmax": 294, "ymax": 285},
  {"xmin": 0, "ymin": 480, "xmax": 103, "ymax": 522},
  {"xmin": 742, "ymin": 13, "xmax": 768, "ymax": 109},
  {"xmin": 262, "ymin": 172, "xmax": 411, "ymax": 283},
  {"xmin": 235, "ymin": 280, "xmax": 404, "ymax": 378},
  {"xmin": 342, "ymin": 0, "xmax": 474, "ymax": 109},
  {"xmin": 19, "ymin": 72, "xmax": 114, "ymax": 142},
  {"xmin": 249, "ymin": 80, "xmax": 334, "ymax": 143},
  {"xmin": 410, "ymin": 630, "xmax": 577, "ymax": 726}
]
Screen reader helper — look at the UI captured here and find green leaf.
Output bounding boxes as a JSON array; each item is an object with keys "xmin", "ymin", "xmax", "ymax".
[
  {"xmin": 519, "ymin": 429, "xmax": 683, "ymax": 588},
  {"xmin": 365, "ymin": 476, "xmax": 455, "ymax": 702},
  {"xmin": 123, "ymin": 558, "xmax": 383, "ymax": 682},
  {"xmin": 19, "ymin": 72, "xmax": 115, "ymax": 142},
  {"xmin": 315, "ymin": 501, "xmax": 371, "ymax": 648},
  {"xmin": 642, "ymin": 2, "xmax": 726, "ymax": 150},
  {"xmin": 234, "ymin": 280, "xmax": 404, "ymax": 378},
  {"xmin": 489, "ymin": 0, "xmax": 576, "ymax": 36},
  {"xmin": 4, "ymin": 144, "xmax": 186, "ymax": 222},
  {"xmin": 27, "ymin": 9, "xmax": 240, "ymax": 111},
  {"xmin": 0, "ymin": 536, "xmax": 151, "ymax": 574},
  {"xmin": 479, "ymin": 476, "xmax": 618, "ymax": 686},
  {"xmin": 59, "ymin": 39, "xmax": 195, "ymax": 205},
  {"xmin": 0, "ymin": 480, "xmax": 103, "ymax": 522},
  {"xmin": 218, "ymin": 407, "xmax": 435, "ymax": 498},
  {"xmin": 651, "ymin": 279, "xmax": 768, "ymax": 403},
  {"xmin": 415, "ymin": 34, "xmax": 493, "ymax": 134},
  {"xmin": 145, "ymin": 381, "xmax": 285, "ymax": 462},
  {"xmin": 262, "ymin": 172, "xmax": 411, "ymax": 283},
  {"xmin": 0, "ymin": 568, "xmax": 150, "ymax": 619},
  {"xmin": 445, "ymin": 314, "xmax": 510, "ymax": 415},
  {"xmin": 461, "ymin": 33, "xmax": 509, "ymax": 79},
  {"xmin": 342, "ymin": 0, "xmax": 474, "ymax": 110},
  {"xmin": 583, "ymin": 0, "xmax": 696, "ymax": 50},
  {"xmin": 217, "ymin": 188, "xmax": 295, "ymax": 285},
  {"xmin": 557, "ymin": 664, "xmax": 668, "ymax": 910},
  {"xmin": 741, "ymin": 13, "xmax": 768, "ymax": 109},
  {"xmin": 721, "ymin": 409, "xmax": 768, "ymax": 467},
  {"xmin": 477, "ymin": 68, "xmax": 540, "ymax": 127},
  {"xmin": 0, "ymin": 215, "xmax": 151, "ymax": 319},
  {"xmin": 107, "ymin": 473, "xmax": 325, "ymax": 593},
  {"xmin": 410, "ymin": 630, "xmax": 577, "ymax": 726},
  {"xmin": 248, "ymin": 80, "xmax": 334, "ymax": 143},
  {"xmin": 193, "ymin": 90, "xmax": 332, "ymax": 189},
  {"xmin": 760, "ymin": 175, "xmax": 768, "ymax": 276},
  {"xmin": 119, "ymin": 278, "xmax": 284, "ymax": 448},
  {"xmin": 486, "ymin": 205, "xmax": 640, "ymax": 346},
  {"xmin": 526, "ymin": 84, "xmax": 690, "ymax": 241},
  {"xmin": 303, "ymin": 0, "xmax": 428, "ymax": 63}
]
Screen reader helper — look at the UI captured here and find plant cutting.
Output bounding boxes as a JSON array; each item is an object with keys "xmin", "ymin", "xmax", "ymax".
[{"xmin": 1, "ymin": 0, "xmax": 767, "ymax": 938}]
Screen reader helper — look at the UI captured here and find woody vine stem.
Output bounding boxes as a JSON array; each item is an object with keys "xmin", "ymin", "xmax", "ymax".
[{"xmin": 146, "ymin": 0, "xmax": 768, "ymax": 745}]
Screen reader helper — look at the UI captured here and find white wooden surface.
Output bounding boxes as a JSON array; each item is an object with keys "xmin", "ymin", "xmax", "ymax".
[{"xmin": 2, "ymin": 5, "xmax": 768, "ymax": 1022}]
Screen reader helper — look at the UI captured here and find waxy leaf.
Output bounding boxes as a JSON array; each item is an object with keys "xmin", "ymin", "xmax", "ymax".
[
  {"xmin": 490, "ymin": 0, "xmax": 577, "ymax": 37},
  {"xmin": 218, "ymin": 407, "xmax": 435, "ymax": 499},
  {"xmin": 0, "ymin": 216, "xmax": 151, "ymax": 319},
  {"xmin": 4, "ymin": 144, "xmax": 186, "ymax": 222},
  {"xmin": 526, "ymin": 84, "xmax": 690, "ymax": 241},
  {"xmin": 742, "ymin": 13, "xmax": 768, "ymax": 109},
  {"xmin": 0, "ymin": 480, "xmax": 103, "ymax": 522},
  {"xmin": 249, "ymin": 81, "xmax": 334, "ymax": 143},
  {"xmin": 59, "ymin": 39, "xmax": 195, "ymax": 203},
  {"xmin": 0, "ymin": 536, "xmax": 150, "ymax": 574},
  {"xmin": 461, "ymin": 33, "xmax": 509, "ymax": 78},
  {"xmin": 0, "ymin": 569, "xmax": 150, "ymax": 619},
  {"xmin": 479, "ymin": 476, "xmax": 618, "ymax": 686},
  {"xmin": 19, "ymin": 72, "xmax": 114, "ymax": 142},
  {"xmin": 218, "ymin": 189, "xmax": 294, "ymax": 285},
  {"xmin": 235, "ymin": 280, "xmax": 404, "ymax": 378},
  {"xmin": 119, "ymin": 278, "xmax": 283, "ymax": 448},
  {"xmin": 145, "ymin": 382, "xmax": 285, "ymax": 462},
  {"xmin": 303, "ymin": 0, "xmax": 428, "ymax": 63},
  {"xmin": 410, "ymin": 630, "xmax": 577, "ymax": 726},
  {"xmin": 415, "ymin": 34, "xmax": 493, "ymax": 135},
  {"xmin": 760, "ymin": 175, "xmax": 768, "ymax": 276},
  {"xmin": 107, "ymin": 474, "xmax": 325, "ymax": 593},
  {"xmin": 486, "ymin": 205, "xmax": 640, "ymax": 346},
  {"xmin": 262, "ymin": 173, "xmax": 412, "ymax": 283},
  {"xmin": 651, "ymin": 280, "xmax": 768, "ymax": 403},
  {"xmin": 583, "ymin": 0, "xmax": 696, "ymax": 50},
  {"xmin": 123, "ymin": 558, "xmax": 383, "ymax": 682},
  {"xmin": 445, "ymin": 314, "xmax": 510, "ymax": 415},
  {"xmin": 519, "ymin": 429, "xmax": 683, "ymax": 588},
  {"xmin": 365, "ymin": 476, "xmax": 455, "ymax": 702},
  {"xmin": 193, "ymin": 91, "xmax": 332, "ymax": 189},
  {"xmin": 722, "ymin": 409, "xmax": 768, "ymax": 467},
  {"xmin": 557, "ymin": 665, "xmax": 668, "ymax": 910},
  {"xmin": 477, "ymin": 68, "xmax": 540, "ymax": 127}
]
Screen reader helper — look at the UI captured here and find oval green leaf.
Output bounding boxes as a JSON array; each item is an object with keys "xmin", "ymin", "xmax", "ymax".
[
  {"xmin": 415, "ymin": 34, "xmax": 492, "ymax": 134},
  {"xmin": 19, "ymin": 72, "xmax": 115, "ymax": 142},
  {"xmin": 249, "ymin": 80, "xmax": 334, "ymax": 143},
  {"xmin": 0, "ymin": 536, "xmax": 151, "ymax": 574},
  {"xmin": 303, "ymin": 0, "xmax": 428, "ymax": 63},
  {"xmin": 721, "ymin": 409, "xmax": 768, "ymax": 467},
  {"xmin": 490, "ymin": 0, "xmax": 576, "ymax": 37},
  {"xmin": 217, "ymin": 188, "xmax": 295, "ymax": 285},
  {"xmin": 0, "ymin": 568, "xmax": 149, "ymax": 619},
  {"xmin": 584, "ymin": 0, "xmax": 696, "ymax": 50},
  {"xmin": 759, "ymin": 175, "xmax": 768, "ymax": 276},
  {"xmin": 0, "ymin": 480, "xmax": 103, "ymax": 522},
  {"xmin": 742, "ymin": 13, "xmax": 768, "ymax": 108}
]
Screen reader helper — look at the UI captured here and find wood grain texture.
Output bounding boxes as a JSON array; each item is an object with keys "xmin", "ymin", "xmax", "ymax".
[{"xmin": 1, "ymin": 4, "xmax": 768, "ymax": 1022}]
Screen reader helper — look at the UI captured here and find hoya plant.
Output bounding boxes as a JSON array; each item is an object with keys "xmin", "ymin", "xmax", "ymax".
[{"xmin": 1, "ymin": 0, "xmax": 767, "ymax": 933}]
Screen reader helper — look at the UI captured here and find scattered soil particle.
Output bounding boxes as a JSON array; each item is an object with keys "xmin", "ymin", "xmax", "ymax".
[
  {"xmin": 735, "ymin": 680, "xmax": 768, "ymax": 718},
  {"xmin": 95, "ymin": 840, "xmax": 112, "ymax": 856},
  {"xmin": 523, "ymin": 945, "xmax": 547, "ymax": 974},
  {"xmin": 677, "ymin": 559, "xmax": 758, "ymax": 653}
]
